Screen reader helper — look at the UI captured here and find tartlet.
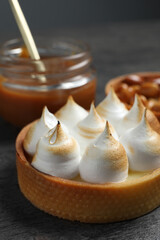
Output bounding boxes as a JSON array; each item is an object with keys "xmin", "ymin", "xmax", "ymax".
[{"xmin": 16, "ymin": 93, "xmax": 160, "ymax": 223}]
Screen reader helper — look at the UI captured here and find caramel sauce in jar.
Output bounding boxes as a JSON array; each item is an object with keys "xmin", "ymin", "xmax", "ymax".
[
  {"xmin": 105, "ymin": 73, "xmax": 160, "ymax": 121},
  {"xmin": 0, "ymin": 38, "xmax": 96, "ymax": 127}
]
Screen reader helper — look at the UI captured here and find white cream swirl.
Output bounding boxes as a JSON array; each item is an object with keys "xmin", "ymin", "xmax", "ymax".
[
  {"xmin": 79, "ymin": 122, "xmax": 128, "ymax": 184},
  {"xmin": 96, "ymin": 88, "xmax": 128, "ymax": 131},
  {"xmin": 23, "ymin": 106, "xmax": 57, "ymax": 156},
  {"xmin": 120, "ymin": 109, "xmax": 160, "ymax": 171},
  {"xmin": 74, "ymin": 103, "xmax": 118, "ymax": 155},
  {"xmin": 55, "ymin": 96, "xmax": 88, "ymax": 130},
  {"xmin": 115, "ymin": 94, "xmax": 144, "ymax": 136},
  {"xmin": 32, "ymin": 122, "xmax": 81, "ymax": 179}
]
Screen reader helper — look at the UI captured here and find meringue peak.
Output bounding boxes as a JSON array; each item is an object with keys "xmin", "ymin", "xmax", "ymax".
[
  {"xmin": 42, "ymin": 106, "xmax": 57, "ymax": 128},
  {"xmin": 97, "ymin": 121, "xmax": 112, "ymax": 141},
  {"xmin": 32, "ymin": 121, "xmax": 81, "ymax": 179},
  {"xmin": 74, "ymin": 107, "xmax": 118, "ymax": 156},
  {"xmin": 78, "ymin": 103, "xmax": 105, "ymax": 135},
  {"xmin": 125, "ymin": 94, "xmax": 144, "ymax": 122},
  {"xmin": 23, "ymin": 106, "xmax": 57, "ymax": 156},
  {"xmin": 55, "ymin": 95, "xmax": 88, "ymax": 129},
  {"xmin": 105, "ymin": 121, "xmax": 112, "ymax": 137},
  {"xmin": 114, "ymin": 94, "xmax": 145, "ymax": 137},
  {"xmin": 121, "ymin": 108, "xmax": 153, "ymax": 140},
  {"xmin": 79, "ymin": 120, "xmax": 128, "ymax": 184},
  {"xmin": 125, "ymin": 94, "xmax": 160, "ymax": 135},
  {"xmin": 95, "ymin": 121, "xmax": 119, "ymax": 149},
  {"xmin": 120, "ymin": 108, "xmax": 160, "ymax": 171},
  {"xmin": 135, "ymin": 108, "xmax": 153, "ymax": 137},
  {"xmin": 96, "ymin": 88, "xmax": 128, "ymax": 129},
  {"xmin": 48, "ymin": 122, "xmax": 69, "ymax": 145},
  {"xmin": 97, "ymin": 88, "xmax": 128, "ymax": 114},
  {"xmin": 138, "ymin": 109, "xmax": 160, "ymax": 139},
  {"xmin": 67, "ymin": 95, "xmax": 75, "ymax": 105},
  {"xmin": 108, "ymin": 87, "xmax": 122, "ymax": 105}
]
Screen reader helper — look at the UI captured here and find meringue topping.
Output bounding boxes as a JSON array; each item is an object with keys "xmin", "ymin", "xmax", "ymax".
[
  {"xmin": 74, "ymin": 103, "xmax": 118, "ymax": 155},
  {"xmin": 32, "ymin": 122, "xmax": 81, "ymax": 179},
  {"xmin": 96, "ymin": 88, "xmax": 128, "ymax": 129},
  {"xmin": 23, "ymin": 106, "xmax": 57, "ymax": 156},
  {"xmin": 120, "ymin": 109, "xmax": 160, "ymax": 171},
  {"xmin": 115, "ymin": 95, "xmax": 144, "ymax": 136},
  {"xmin": 77, "ymin": 103, "xmax": 106, "ymax": 139},
  {"xmin": 79, "ymin": 122, "xmax": 128, "ymax": 184},
  {"xmin": 23, "ymin": 92, "xmax": 160, "ymax": 184},
  {"xmin": 55, "ymin": 96, "xmax": 88, "ymax": 130}
]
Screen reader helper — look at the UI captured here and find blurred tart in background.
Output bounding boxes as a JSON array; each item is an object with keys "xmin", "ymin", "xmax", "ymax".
[{"xmin": 105, "ymin": 72, "xmax": 160, "ymax": 121}]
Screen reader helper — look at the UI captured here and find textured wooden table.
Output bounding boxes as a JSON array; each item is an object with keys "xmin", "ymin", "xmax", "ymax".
[{"xmin": 1, "ymin": 20, "xmax": 160, "ymax": 239}]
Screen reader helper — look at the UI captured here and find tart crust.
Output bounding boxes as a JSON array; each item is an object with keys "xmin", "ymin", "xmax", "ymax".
[
  {"xmin": 105, "ymin": 72, "xmax": 160, "ymax": 93},
  {"xmin": 16, "ymin": 122, "xmax": 160, "ymax": 223}
]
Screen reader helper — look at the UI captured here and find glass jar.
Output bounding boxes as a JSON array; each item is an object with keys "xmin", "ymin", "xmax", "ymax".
[{"xmin": 0, "ymin": 37, "xmax": 96, "ymax": 127}]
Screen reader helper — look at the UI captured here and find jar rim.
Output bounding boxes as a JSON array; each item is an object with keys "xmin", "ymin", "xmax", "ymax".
[
  {"xmin": 0, "ymin": 37, "xmax": 94, "ymax": 89},
  {"xmin": 0, "ymin": 37, "xmax": 91, "ymax": 63},
  {"xmin": 0, "ymin": 37, "xmax": 92, "ymax": 78}
]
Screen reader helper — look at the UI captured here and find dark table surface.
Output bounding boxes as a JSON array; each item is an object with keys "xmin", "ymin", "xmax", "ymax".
[{"xmin": 1, "ymin": 20, "xmax": 160, "ymax": 240}]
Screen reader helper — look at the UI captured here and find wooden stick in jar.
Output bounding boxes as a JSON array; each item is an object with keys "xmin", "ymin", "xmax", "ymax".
[{"xmin": 9, "ymin": 0, "xmax": 46, "ymax": 82}]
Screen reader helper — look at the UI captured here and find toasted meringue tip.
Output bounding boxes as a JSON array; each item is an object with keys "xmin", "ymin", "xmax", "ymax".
[
  {"xmin": 49, "ymin": 122, "xmax": 62, "ymax": 145},
  {"xmin": 89, "ymin": 102, "xmax": 105, "ymax": 122},
  {"xmin": 125, "ymin": 93, "xmax": 145, "ymax": 123},
  {"xmin": 134, "ymin": 94, "xmax": 145, "ymax": 108},
  {"xmin": 42, "ymin": 105, "xmax": 54, "ymax": 121},
  {"xmin": 42, "ymin": 105, "xmax": 48, "ymax": 112},
  {"xmin": 66, "ymin": 95, "xmax": 84, "ymax": 109},
  {"xmin": 59, "ymin": 95, "xmax": 75, "ymax": 110},
  {"xmin": 134, "ymin": 93, "xmax": 139, "ymax": 104},
  {"xmin": 42, "ymin": 105, "xmax": 49, "ymax": 118},
  {"xmin": 108, "ymin": 87, "xmax": 126, "ymax": 106},
  {"xmin": 45, "ymin": 121, "xmax": 61, "ymax": 139},
  {"xmin": 91, "ymin": 100, "xmax": 95, "ymax": 106},
  {"xmin": 110, "ymin": 86, "xmax": 115, "ymax": 94},
  {"xmin": 105, "ymin": 121, "xmax": 112, "ymax": 137},
  {"xmin": 77, "ymin": 102, "xmax": 105, "ymax": 135},
  {"xmin": 57, "ymin": 121, "xmax": 63, "ymax": 130},
  {"xmin": 52, "ymin": 121, "xmax": 70, "ymax": 145},
  {"xmin": 106, "ymin": 120, "xmax": 109, "ymax": 128},
  {"xmin": 109, "ymin": 86, "xmax": 118, "ymax": 98},
  {"xmin": 90, "ymin": 102, "xmax": 97, "ymax": 113},
  {"xmin": 94, "ymin": 120, "xmax": 110, "ymax": 136},
  {"xmin": 67, "ymin": 95, "xmax": 75, "ymax": 104},
  {"xmin": 53, "ymin": 121, "xmax": 63, "ymax": 133}
]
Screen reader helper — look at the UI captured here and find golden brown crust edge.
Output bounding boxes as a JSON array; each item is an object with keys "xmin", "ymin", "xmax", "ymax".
[
  {"xmin": 105, "ymin": 72, "xmax": 160, "ymax": 94},
  {"xmin": 16, "ymin": 122, "xmax": 160, "ymax": 223}
]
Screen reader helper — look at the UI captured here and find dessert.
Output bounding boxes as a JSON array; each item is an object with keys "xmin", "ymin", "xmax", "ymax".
[
  {"xmin": 16, "ymin": 90, "xmax": 160, "ymax": 223},
  {"xmin": 105, "ymin": 72, "xmax": 160, "ymax": 122}
]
